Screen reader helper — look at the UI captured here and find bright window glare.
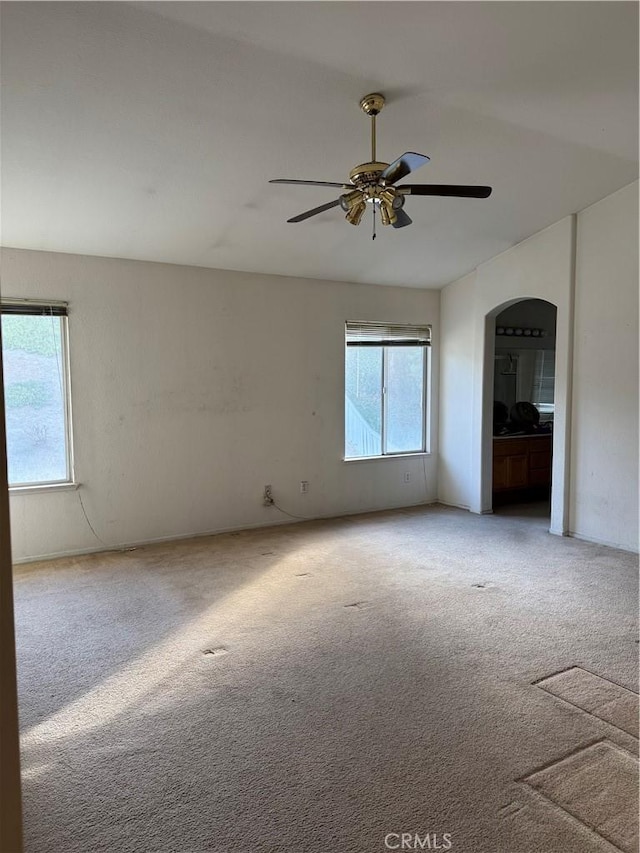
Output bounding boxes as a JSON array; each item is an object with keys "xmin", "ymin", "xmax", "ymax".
[
  {"xmin": 2, "ymin": 314, "xmax": 70, "ymax": 485},
  {"xmin": 386, "ymin": 347, "xmax": 425, "ymax": 453},
  {"xmin": 345, "ymin": 346, "xmax": 382, "ymax": 458}
]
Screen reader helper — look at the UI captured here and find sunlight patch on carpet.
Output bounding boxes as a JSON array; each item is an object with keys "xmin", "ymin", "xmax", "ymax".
[
  {"xmin": 524, "ymin": 740, "xmax": 639, "ymax": 853},
  {"xmin": 535, "ymin": 667, "xmax": 639, "ymax": 738}
]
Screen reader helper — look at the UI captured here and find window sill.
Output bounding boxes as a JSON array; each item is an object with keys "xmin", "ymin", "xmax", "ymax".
[
  {"xmin": 343, "ymin": 452, "xmax": 431, "ymax": 463},
  {"xmin": 9, "ymin": 482, "xmax": 79, "ymax": 496}
]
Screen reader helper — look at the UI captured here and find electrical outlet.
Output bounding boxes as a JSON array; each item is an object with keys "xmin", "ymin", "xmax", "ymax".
[
  {"xmin": 404, "ymin": 471, "xmax": 411, "ymax": 483},
  {"xmin": 300, "ymin": 480, "xmax": 309, "ymax": 494},
  {"xmin": 263, "ymin": 485, "xmax": 274, "ymax": 506}
]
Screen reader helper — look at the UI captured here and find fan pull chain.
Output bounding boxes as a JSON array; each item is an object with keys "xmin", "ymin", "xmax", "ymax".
[{"xmin": 372, "ymin": 205, "xmax": 376, "ymax": 240}]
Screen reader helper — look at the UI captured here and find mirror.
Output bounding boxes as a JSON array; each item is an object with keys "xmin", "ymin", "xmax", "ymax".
[{"xmin": 494, "ymin": 348, "xmax": 555, "ymax": 431}]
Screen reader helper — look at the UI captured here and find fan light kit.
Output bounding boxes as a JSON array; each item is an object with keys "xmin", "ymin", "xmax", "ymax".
[{"xmin": 270, "ymin": 93, "xmax": 492, "ymax": 237}]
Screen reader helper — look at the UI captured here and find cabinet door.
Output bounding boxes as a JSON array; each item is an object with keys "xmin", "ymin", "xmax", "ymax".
[
  {"xmin": 507, "ymin": 454, "xmax": 529, "ymax": 488},
  {"xmin": 493, "ymin": 453, "xmax": 529, "ymax": 490},
  {"xmin": 493, "ymin": 456, "xmax": 510, "ymax": 490},
  {"xmin": 530, "ymin": 467, "xmax": 551, "ymax": 486},
  {"xmin": 530, "ymin": 449, "xmax": 551, "ymax": 470}
]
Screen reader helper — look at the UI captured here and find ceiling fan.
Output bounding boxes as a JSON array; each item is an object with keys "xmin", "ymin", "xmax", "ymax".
[{"xmin": 270, "ymin": 93, "xmax": 492, "ymax": 235}]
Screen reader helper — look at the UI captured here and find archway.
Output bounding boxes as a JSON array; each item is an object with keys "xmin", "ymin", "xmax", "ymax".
[
  {"xmin": 480, "ymin": 297, "xmax": 569, "ymax": 534},
  {"xmin": 490, "ymin": 299, "xmax": 557, "ymax": 517}
]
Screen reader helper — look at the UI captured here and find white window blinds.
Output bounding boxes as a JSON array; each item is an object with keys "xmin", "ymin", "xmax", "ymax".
[
  {"xmin": 346, "ymin": 322, "xmax": 431, "ymax": 347},
  {"xmin": 1, "ymin": 300, "xmax": 67, "ymax": 317},
  {"xmin": 532, "ymin": 349, "xmax": 555, "ymax": 406}
]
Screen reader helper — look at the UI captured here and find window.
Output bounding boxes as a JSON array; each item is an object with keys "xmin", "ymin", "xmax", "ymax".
[
  {"xmin": 1, "ymin": 300, "xmax": 73, "ymax": 487},
  {"xmin": 531, "ymin": 349, "xmax": 555, "ymax": 421},
  {"xmin": 345, "ymin": 322, "xmax": 431, "ymax": 459}
]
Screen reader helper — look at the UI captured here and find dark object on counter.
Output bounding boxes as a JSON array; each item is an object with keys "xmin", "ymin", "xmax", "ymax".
[
  {"xmin": 510, "ymin": 401, "xmax": 540, "ymax": 431},
  {"xmin": 494, "ymin": 401, "xmax": 509, "ymax": 426},
  {"xmin": 493, "ymin": 401, "xmax": 511, "ymax": 435}
]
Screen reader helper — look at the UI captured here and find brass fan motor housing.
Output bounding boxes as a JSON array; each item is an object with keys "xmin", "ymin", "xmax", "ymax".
[{"xmin": 349, "ymin": 161, "xmax": 390, "ymax": 189}]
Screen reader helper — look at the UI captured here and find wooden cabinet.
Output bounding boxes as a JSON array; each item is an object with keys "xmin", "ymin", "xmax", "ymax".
[
  {"xmin": 493, "ymin": 435, "xmax": 552, "ymax": 493},
  {"xmin": 493, "ymin": 452, "xmax": 528, "ymax": 490}
]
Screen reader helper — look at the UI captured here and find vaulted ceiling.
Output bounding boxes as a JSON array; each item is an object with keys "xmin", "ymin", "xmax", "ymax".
[{"xmin": 1, "ymin": 2, "xmax": 637, "ymax": 288}]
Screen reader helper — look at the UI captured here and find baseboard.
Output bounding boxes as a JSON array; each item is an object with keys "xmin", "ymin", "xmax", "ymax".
[
  {"xmin": 566, "ymin": 530, "xmax": 639, "ymax": 554},
  {"xmin": 12, "ymin": 498, "xmax": 439, "ymax": 566},
  {"xmin": 435, "ymin": 499, "xmax": 471, "ymax": 511},
  {"xmin": 12, "ymin": 516, "xmax": 300, "ymax": 565}
]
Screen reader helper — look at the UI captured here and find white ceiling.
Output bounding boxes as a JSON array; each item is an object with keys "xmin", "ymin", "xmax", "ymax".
[{"xmin": 1, "ymin": 1, "xmax": 637, "ymax": 288}]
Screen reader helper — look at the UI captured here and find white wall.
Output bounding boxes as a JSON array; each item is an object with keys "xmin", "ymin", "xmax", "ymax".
[
  {"xmin": 570, "ymin": 183, "xmax": 639, "ymax": 550},
  {"xmin": 1, "ymin": 249, "xmax": 439, "ymax": 562},
  {"xmin": 439, "ymin": 180, "xmax": 639, "ymax": 552},
  {"xmin": 437, "ymin": 272, "xmax": 475, "ymax": 509},
  {"xmin": 439, "ymin": 216, "xmax": 574, "ymax": 532}
]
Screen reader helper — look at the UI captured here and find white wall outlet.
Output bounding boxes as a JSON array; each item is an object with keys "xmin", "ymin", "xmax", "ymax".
[
  {"xmin": 300, "ymin": 480, "xmax": 309, "ymax": 494},
  {"xmin": 404, "ymin": 471, "xmax": 411, "ymax": 483},
  {"xmin": 263, "ymin": 485, "xmax": 274, "ymax": 506}
]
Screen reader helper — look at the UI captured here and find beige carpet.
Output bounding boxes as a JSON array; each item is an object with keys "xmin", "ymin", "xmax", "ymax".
[
  {"xmin": 523, "ymin": 740, "xmax": 638, "ymax": 853},
  {"xmin": 535, "ymin": 666, "xmax": 639, "ymax": 738},
  {"xmin": 14, "ymin": 503, "xmax": 639, "ymax": 853}
]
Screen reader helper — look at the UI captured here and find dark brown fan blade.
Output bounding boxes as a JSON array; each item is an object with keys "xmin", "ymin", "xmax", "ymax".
[
  {"xmin": 380, "ymin": 153, "xmax": 430, "ymax": 185},
  {"xmin": 287, "ymin": 198, "xmax": 341, "ymax": 223},
  {"xmin": 400, "ymin": 184, "xmax": 492, "ymax": 198},
  {"xmin": 392, "ymin": 208, "xmax": 413, "ymax": 229},
  {"xmin": 270, "ymin": 179, "xmax": 353, "ymax": 188}
]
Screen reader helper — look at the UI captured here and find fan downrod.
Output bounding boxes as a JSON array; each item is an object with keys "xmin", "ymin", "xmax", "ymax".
[{"xmin": 360, "ymin": 94, "xmax": 385, "ymax": 164}]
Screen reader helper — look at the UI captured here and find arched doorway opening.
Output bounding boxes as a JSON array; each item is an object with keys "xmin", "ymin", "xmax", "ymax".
[{"xmin": 483, "ymin": 298, "xmax": 558, "ymax": 522}]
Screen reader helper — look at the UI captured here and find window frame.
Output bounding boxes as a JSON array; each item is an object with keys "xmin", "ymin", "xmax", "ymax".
[
  {"xmin": 344, "ymin": 321, "xmax": 431, "ymax": 461},
  {"xmin": 1, "ymin": 299, "xmax": 75, "ymax": 491}
]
